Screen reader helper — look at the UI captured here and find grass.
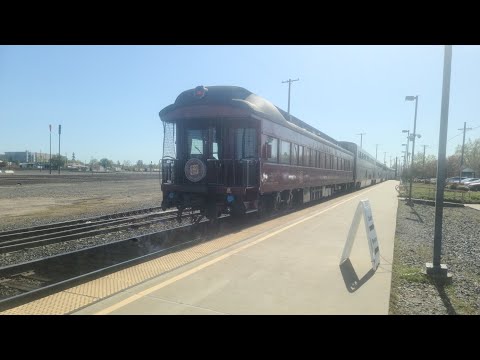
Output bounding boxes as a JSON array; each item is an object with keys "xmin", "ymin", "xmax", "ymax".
[
  {"xmin": 397, "ymin": 265, "xmax": 432, "ymax": 283},
  {"xmin": 398, "ymin": 183, "xmax": 480, "ymax": 203},
  {"xmin": 444, "ymin": 285, "xmax": 478, "ymax": 315}
]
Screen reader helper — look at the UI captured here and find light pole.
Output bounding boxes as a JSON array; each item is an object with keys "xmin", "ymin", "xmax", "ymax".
[
  {"xmin": 58, "ymin": 124, "xmax": 62, "ymax": 175},
  {"xmin": 427, "ymin": 45, "xmax": 453, "ymax": 280},
  {"xmin": 405, "ymin": 95, "xmax": 419, "ymax": 206},
  {"xmin": 49, "ymin": 124, "xmax": 52, "ymax": 174},
  {"xmin": 357, "ymin": 133, "xmax": 366, "ymax": 148}
]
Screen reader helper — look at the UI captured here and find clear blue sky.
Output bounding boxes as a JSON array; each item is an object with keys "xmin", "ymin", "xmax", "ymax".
[{"xmin": 1, "ymin": 45, "xmax": 479, "ymax": 167}]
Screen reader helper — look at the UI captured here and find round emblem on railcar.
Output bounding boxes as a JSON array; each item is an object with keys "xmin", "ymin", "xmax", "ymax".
[{"xmin": 184, "ymin": 158, "xmax": 206, "ymax": 182}]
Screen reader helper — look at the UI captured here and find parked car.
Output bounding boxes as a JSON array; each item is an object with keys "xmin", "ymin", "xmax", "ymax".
[
  {"xmin": 461, "ymin": 178, "xmax": 480, "ymax": 185},
  {"xmin": 446, "ymin": 177, "xmax": 468, "ymax": 184},
  {"xmin": 468, "ymin": 181, "xmax": 480, "ymax": 191}
]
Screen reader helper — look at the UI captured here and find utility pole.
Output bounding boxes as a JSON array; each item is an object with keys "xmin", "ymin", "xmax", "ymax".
[
  {"xmin": 58, "ymin": 125, "xmax": 62, "ymax": 175},
  {"xmin": 422, "ymin": 145, "xmax": 429, "ymax": 167},
  {"xmin": 458, "ymin": 122, "xmax": 472, "ymax": 177},
  {"xmin": 375, "ymin": 144, "xmax": 379, "ymax": 160},
  {"xmin": 357, "ymin": 133, "xmax": 366, "ymax": 148},
  {"xmin": 384, "ymin": 152, "xmax": 387, "ymax": 164},
  {"xmin": 422, "ymin": 144, "xmax": 429, "ymax": 178},
  {"xmin": 281, "ymin": 78, "xmax": 299, "ymax": 120}
]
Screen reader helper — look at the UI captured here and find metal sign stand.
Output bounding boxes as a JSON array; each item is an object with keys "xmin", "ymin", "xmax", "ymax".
[{"xmin": 340, "ymin": 200, "xmax": 380, "ymax": 271}]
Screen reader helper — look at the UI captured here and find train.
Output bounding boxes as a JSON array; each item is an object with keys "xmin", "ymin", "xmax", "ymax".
[{"xmin": 159, "ymin": 85, "xmax": 395, "ymax": 220}]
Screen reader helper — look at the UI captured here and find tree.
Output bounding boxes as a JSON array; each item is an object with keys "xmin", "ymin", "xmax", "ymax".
[
  {"xmin": 72, "ymin": 152, "xmax": 76, "ymax": 161},
  {"xmin": 446, "ymin": 154, "xmax": 461, "ymax": 177},
  {"xmin": 99, "ymin": 158, "xmax": 113, "ymax": 170},
  {"xmin": 422, "ymin": 155, "xmax": 438, "ymax": 178},
  {"xmin": 136, "ymin": 160, "xmax": 144, "ymax": 171},
  {"xmin": 51, "ymin": 155, "xmax": 65, "ymax": 170},
  {"xmin": 463, "ymin": 138, "xmax": 480, "ymax": 176},
  {"xmin": 123, "ymin": 160, "xmax": 132, "ymax": 171}
]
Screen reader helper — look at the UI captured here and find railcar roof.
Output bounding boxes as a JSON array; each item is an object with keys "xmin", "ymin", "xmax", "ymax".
[{"xmin": 160, "ymin": 86, "xmax": 350, "ymax": 155}]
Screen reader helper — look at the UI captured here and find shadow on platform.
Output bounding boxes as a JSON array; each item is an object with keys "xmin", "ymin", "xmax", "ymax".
[{"xmin": 339, "ymin": 259, "xmax": 375, "ymax": 293}]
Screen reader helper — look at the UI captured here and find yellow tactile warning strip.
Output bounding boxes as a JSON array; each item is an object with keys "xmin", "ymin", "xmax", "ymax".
[
  {"xmin": 0, "ymin": 221, "xmax": 280, "ymax": 315},
  {"xmin": 1, "ymin": 184, "xmax": 380, "ymax": 315},
  {"xmin": 2, "ymin": 291, "xmax": 94, "ymax": 315}
]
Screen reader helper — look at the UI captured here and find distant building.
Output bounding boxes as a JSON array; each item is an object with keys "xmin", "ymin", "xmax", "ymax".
[
  {"xmin": 2, "ymin": 151, "xmax": 53, "ymax": 163},
  {"xmin": 461, "ymin": 168, "xmax": 475, "ymax": 178},
  {"xmin": 4, "ymin": 151, "xmax": 32, "ymax": 163}
]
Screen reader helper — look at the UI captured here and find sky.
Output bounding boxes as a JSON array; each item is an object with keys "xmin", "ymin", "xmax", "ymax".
[{"xmin": 1, "ymin": 45, "xmax": 480, "ymax": 167}]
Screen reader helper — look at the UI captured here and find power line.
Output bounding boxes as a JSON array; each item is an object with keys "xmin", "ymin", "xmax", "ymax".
[{"xmin": 447, "ymin": 123, "xmax": 480, "ymax": 142}]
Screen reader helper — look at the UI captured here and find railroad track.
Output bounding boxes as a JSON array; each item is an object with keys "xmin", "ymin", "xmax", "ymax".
[
  {"xmin": 0, "ymin": 217, "xmax": 226, "ymax": 312},
  {"xmin": 0, "ymin": 173, "xmax": 159, "ymax": 186},
  {"xmin": 0, "ymin": 207, "xmax": 197, "ymax": 254}
]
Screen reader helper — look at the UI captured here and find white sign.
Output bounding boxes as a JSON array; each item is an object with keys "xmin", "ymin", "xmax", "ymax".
[{"xmin": 340, "ymin": 199, "xmax": 380, "ymax": 270}]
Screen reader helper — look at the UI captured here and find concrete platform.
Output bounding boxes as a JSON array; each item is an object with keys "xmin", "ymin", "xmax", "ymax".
[
  {"xmin": 74, "ymin": 180, "xmax": 398, "ymax": 315},
  {"xmin": 465, "ymin": 204, "xmax": 480, "ymax": 211}
]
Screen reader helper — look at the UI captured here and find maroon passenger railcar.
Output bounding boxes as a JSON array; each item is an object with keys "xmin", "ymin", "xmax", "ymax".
[{"xmin": 159, "ymin": 85, "xmax": 355, "ymax": 219}]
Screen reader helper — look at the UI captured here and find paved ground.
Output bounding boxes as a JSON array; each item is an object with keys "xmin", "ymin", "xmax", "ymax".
[{"xmin": 74, "ymin": 180, "xmax": 398, "ymax": 315}]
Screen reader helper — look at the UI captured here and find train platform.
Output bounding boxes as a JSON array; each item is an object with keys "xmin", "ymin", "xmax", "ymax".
[
  {"xmin": 3, "ymin": 180, "xmax": 399, "ymax": 315},
  {"xmin": 74, "ymin": 180, "xmax": 398, "ymax": 315}
]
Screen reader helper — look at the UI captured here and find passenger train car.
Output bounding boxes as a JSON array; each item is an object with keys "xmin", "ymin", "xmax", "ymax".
[{"xmin": 159, "ymin": 85, "xmax": 395, "ymax": 219}]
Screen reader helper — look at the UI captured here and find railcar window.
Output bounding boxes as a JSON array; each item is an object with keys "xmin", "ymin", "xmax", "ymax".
[
  {"xmin": 299, "ymin": 146, "xmax": 304, "ymax": 166},
  {"xmin": 212, "ymin": 127, "xmax": 219, "ymax": 160},
  {"xmin": 266, "ymin": 136, "xmax": 278, "ymax": 162},
  {"xmin": 235, "ymin": 128, "xmax": 256, "ymax": 160},
  {"xmin": 187, "ymin": 129, "xmax": 205, "ymax": 156},
  {"xmin": 292, "ymin": 144, "xmax": 299, "ymax": 165},
  {"xmin": 304, "ymin": 148, "xmax": 310, "ymax": 167},
  {"xmin": 319, "ymin": 152, "xmax": 325, "ymax": 168},
  {"xmin": 280, "ymin": 140, "xmax": 291, "ymax": 164}
]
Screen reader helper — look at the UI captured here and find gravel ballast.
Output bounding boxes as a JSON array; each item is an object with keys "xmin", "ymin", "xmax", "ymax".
[{"xmin": 389, "ymin": 200, "xmax": 480, "ymax": 315}]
